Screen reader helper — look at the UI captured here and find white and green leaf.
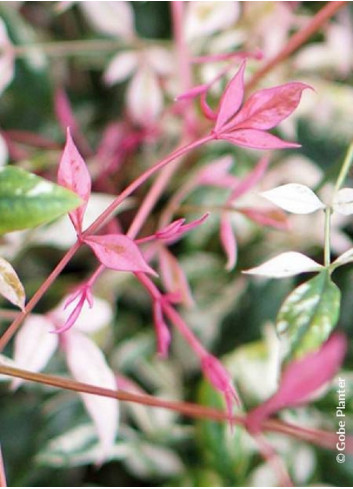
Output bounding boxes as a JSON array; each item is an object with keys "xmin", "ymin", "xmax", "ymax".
[
  {"xmin": 0, "ymin": 166, "xmax": 81, "ymax": 233},
  {"xmin": 276, "ymin": 271, "xmax": 341, "ymax": 361},
  {"xmin": 0, "ymin": 257, "xmax": 25, "ymax": 309}
]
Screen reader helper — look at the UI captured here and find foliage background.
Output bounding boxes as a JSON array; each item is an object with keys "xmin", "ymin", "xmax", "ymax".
[{"xmin": 0, "ymin": 1, "xmax": 352, "ymax": 487}]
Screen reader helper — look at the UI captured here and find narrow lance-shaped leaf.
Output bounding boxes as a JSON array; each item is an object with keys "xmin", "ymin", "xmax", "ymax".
[
  {"xmin": 243, "ymin": 252, "xmax": 323, "ymax": 278},
  {"xmin": 260, "ymin": 183, "xmax": 325, "ymax": 214},
  {"xmin": 246, "ymin": 332, "xmax": 347, "ymax": 433},
  {"xmin": 214, "ymin": 61, "xmax": 245, "ymax": 132},
  {"xmin": 220, "ymin": 215, "xmax": 237, "ymax": 271},
  {"xmin": 84, "ymin": 234, "xmax": 157, "ymax": 276},
  {"xmin": 0, "ymin": 166, "xmax": 81, "ymax": 233},
  {"xmin": 0, "ymin": 257, "xmax": 25, "ymax": 310},
  {"xmin": 57, "ymin": 128, "xmax": 91, "ymax": 233},
  {"xmin": 276, "ymin": 271, "xmax": 341, "ymax": 361}
]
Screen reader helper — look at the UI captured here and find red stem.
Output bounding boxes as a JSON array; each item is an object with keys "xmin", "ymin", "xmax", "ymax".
[{"xmin": 0, "ymin": 363, "xmax": 346, "ymax": 453}]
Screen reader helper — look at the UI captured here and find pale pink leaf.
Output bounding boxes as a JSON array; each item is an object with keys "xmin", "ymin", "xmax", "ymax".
[
  {"xmin": 222, "ymin": 129, "xmax": 300, "ymax": 150},
  {"xmin": 215, "ymin": 61, "xmax": 246, "ymax": 133},
  {"xmin": 84, "ymin": 234, "xmax": 157, "ymax": 275},
  {"xmin": 176, "ymin": 83, "xmax": 208, "ymax": 101},
  {"xmin": 146, "ymin": 47, "xmax": 174, "ymax": 77},
  {"xmin": 230, "ymin": 156, "xmax": 269, "ymax": 201},
  {"xmin": 333, "ymin": 188, "xmax": 353, "ymax": 216},
  {"xmin": 246, "ymin": 333, "xmax": 347, "ymax": 432},
  {"xmin": 233, "ymin": 82, "xmax": 311, "ymax": 130},
  {"xmin": 65, "ymin": 330, "xmax": 119, "ymax": 458},
  {"xmin": 57, "ymin": 128, "xmax": 91, "ymax": 233},
  {"xmin": 159, "ymin": 248, "xmax": 194, "ymax": 307},
  {"xmin": 81, "ymin": 1, "xmax": 134, "ymax": 39},
  {"xmin": 197, "ymin": 155, "xmax": 238, "ymax": 188},
  {"xmin": 12, "ymin": 314, "xmax": 58, "ymax": 389},
  {"xmin": 0, "ymin": 19, "xmax": 14, "ymax": 96},
  {"xmin": 0, "ymin": 257, "xmax": 25, "ymax": 310},
  {"xmin": 127, "ymin": 68, "xmax": 163, "ymax": 125},
  {"xmin": 220, "ymin": 215, "xmax": 237, "ymax": 271},
  {"xmin": 260, "ymin": 183, "xmax": 325, "ymax": 214},
  {"xmin": 239, "ymin": 207, "xmax": 289, "ymax": 230},
  {"xmin": 243, "ymin": 252, "xmax": 323, "ymax": 278},
  {"xmin": 104, "ymin": 51, "xmax": 138, "ymax": 85}
]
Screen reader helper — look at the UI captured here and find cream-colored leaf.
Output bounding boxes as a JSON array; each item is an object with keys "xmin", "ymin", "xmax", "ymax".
[
  {"xmin": 0, "ymin": 257, "xmax": 25, "ymax": 310},
  {"xmin": 333, "ymin": 188, "xmax": 353, "ymax": 215},
  {"xmin": 11, "ymin": 314, "xmax": 58, "ymax": 389},
  {"xmin": 261, "ymin": 183, "xmax": 325, "ymax": 214},
  {"xmin": 243, "ymin": 252, "xmax": 323, "ymax": 278},
  {"xmin": 65, "ymin": 331, "xmax": 119, "ymax": 459}
]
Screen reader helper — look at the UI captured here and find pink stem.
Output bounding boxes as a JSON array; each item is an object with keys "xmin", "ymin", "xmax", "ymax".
[
  {"xmin": 253, "ymin": 434, "xmax": 293, "ymax": 487},
  {"xmin": 0, "ymin": 136, "xmax": 212, "ymax": 352}
]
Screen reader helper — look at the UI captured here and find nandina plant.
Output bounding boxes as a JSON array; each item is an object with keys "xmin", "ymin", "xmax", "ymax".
[{"xmin": 0, "ymin": 2, "xmax": 352, "ymax": 487}]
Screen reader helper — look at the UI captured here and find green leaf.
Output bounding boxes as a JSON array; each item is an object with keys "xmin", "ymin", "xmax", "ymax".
[
  {"xmin": 0, "ymin": 166, "xmax": 81, "ymax": 233},
  {"xmin": 276, "ymin": 271, "xmax": 341, "ymax": 361}
]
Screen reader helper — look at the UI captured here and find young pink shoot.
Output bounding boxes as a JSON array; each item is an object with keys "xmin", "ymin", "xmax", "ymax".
[
  {"xmin": 220, "ymin": 215, "xmax": 237, "ymax": 271},
  {"xmin": 212, "ymin": 61, "xmax": 311, "ymax": 149},
  {"xmin": 201, "ymin": 352, "xmax": 242, "ymax": 426},
  {"xmin": 246, "ymin": 332, "xmax": 347, "ymax": 433},
  {"xmin": 83, "ymin": 234, "xmax": 157, "ymax": 276},
  {"xmin": 135, "ymin": 214, "xmax": 209, "ymax": 245},
  {"xmin": 57, "ymin": 128, "xmax": 92, "ymax": 234},
  {"xmin": 53, "ymin": 284, "xmax": 94, "ymax": 334}
]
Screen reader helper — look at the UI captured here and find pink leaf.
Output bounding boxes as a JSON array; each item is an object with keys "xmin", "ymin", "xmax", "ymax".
[
  {"xmin": 233, "ymin": 82, "xmax": 311, "ymax": 131},
  {"xmin": 246, "ymin": 333, "xmax": 347, "ymax": 433},
  {"xmin": 159, "ymin": 247, "xmax": 194, "ymax": 308},
  {"xmin": 153, "ymin": 300, "xmax": 171, "ymax": 357},
  {"xmin": 84, "ymin": 234, "xmax": 157, "ymax": 275},
  {"xmin": 239, "ymin": 207, "xmax": 289, "ymax": 230},
  {"xmin": 222, "ymin": 129, "xmax": 301, "ymax": 150},
  {"xmin": 57, "ymin": 128, "xmax": 91, "ymax": 233},
  {"xmin": 155, "ymin": 214, "xmax": 208, "ymax": 245},
  {"xmin": 220, "ymin": 215, "xmax": 237, "ymax": 271},
  {"xmin": 197, "ymin": 155, "xmax": 238, "ymax": 189},
  {"xmin": 214, "ymin": 61, "xmax": 246, "ymax": 133}
]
